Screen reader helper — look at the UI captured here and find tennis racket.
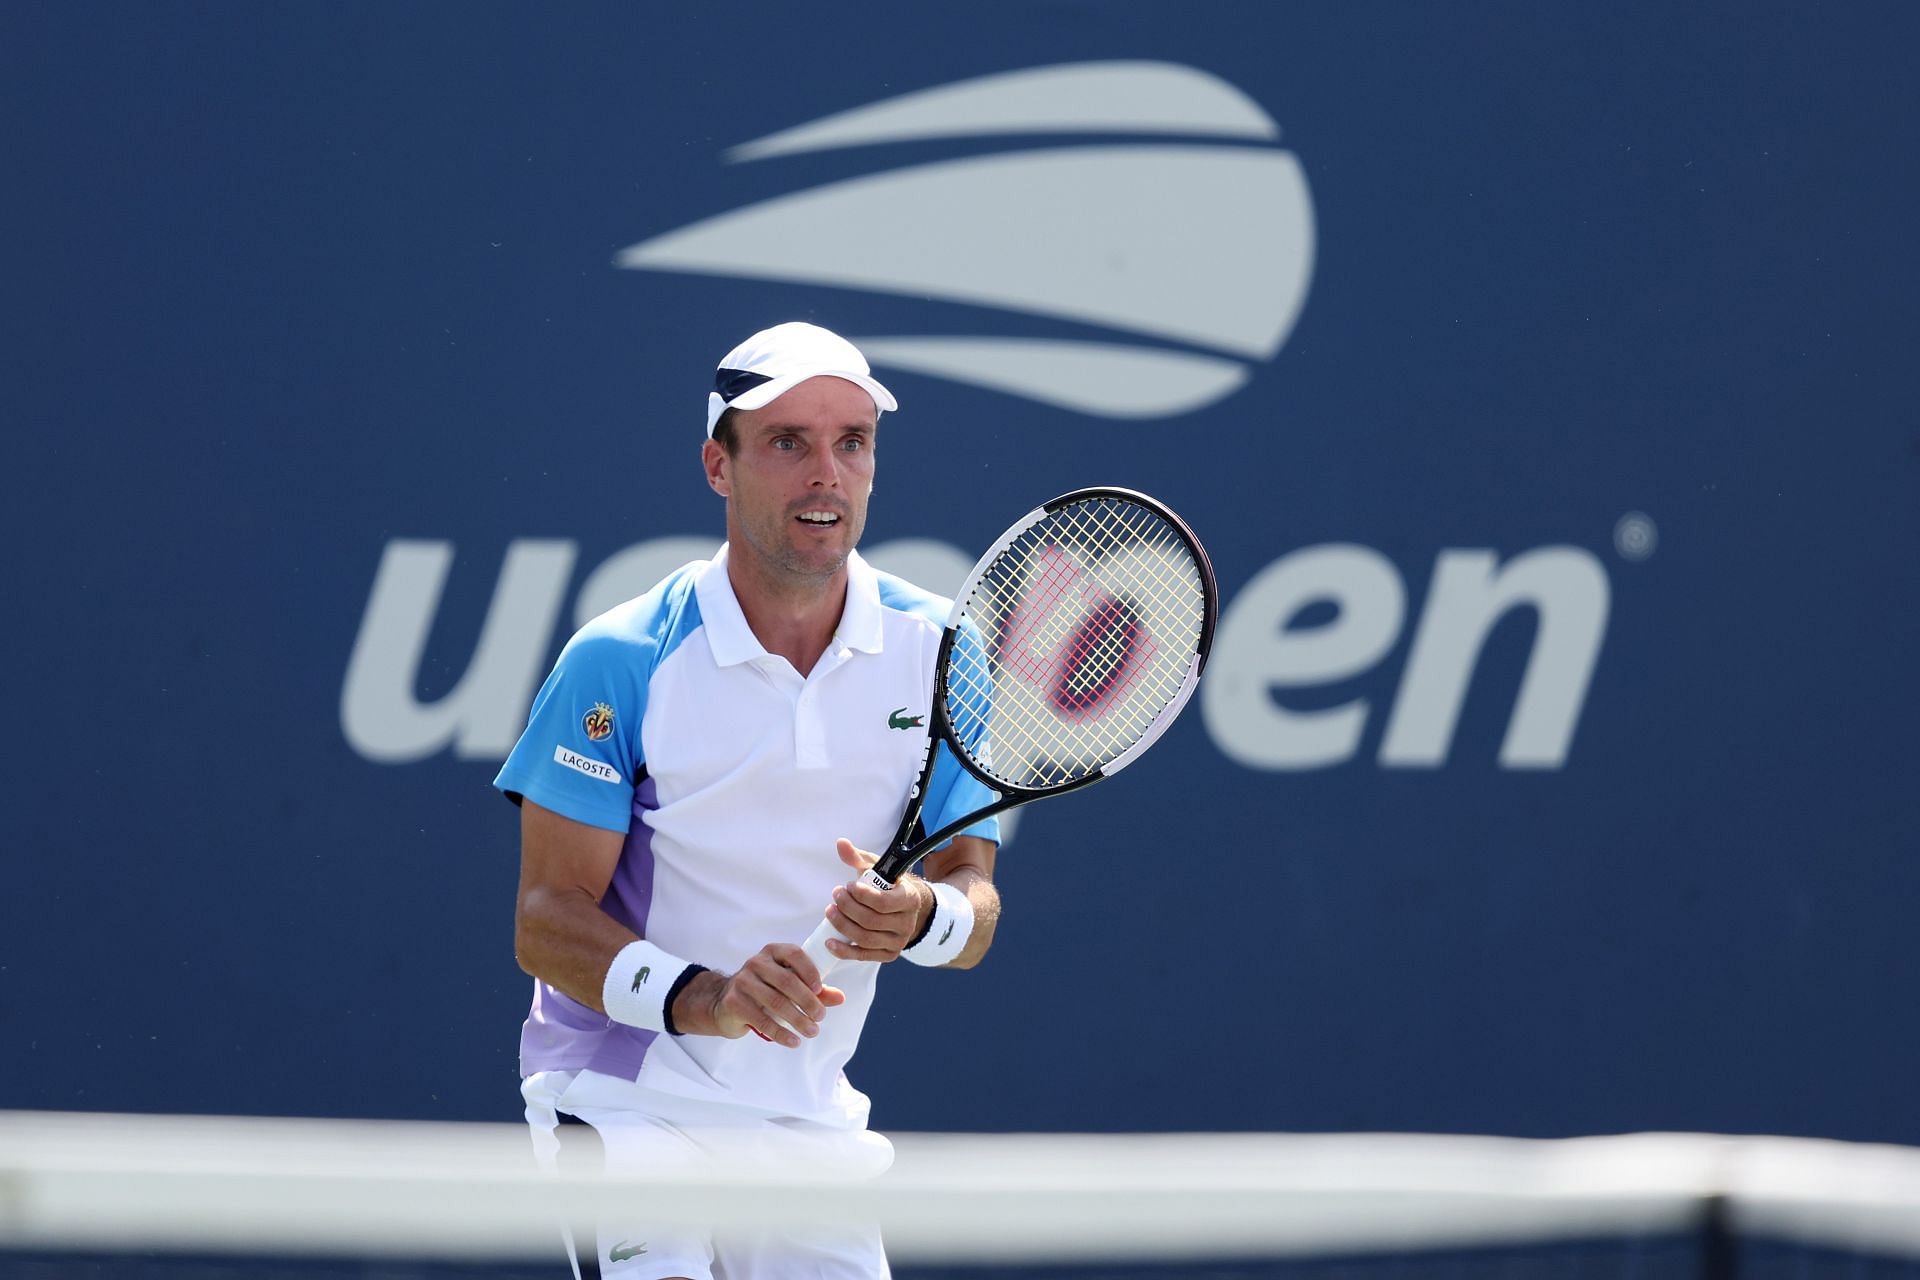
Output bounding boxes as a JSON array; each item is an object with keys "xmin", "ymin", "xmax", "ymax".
[{"xmin": 802, "ymin": 486, "xmax": 1218, "ymax": 975}]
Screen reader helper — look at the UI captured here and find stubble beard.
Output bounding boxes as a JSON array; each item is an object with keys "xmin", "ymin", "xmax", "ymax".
[{"xmin": 739, "ymin": 503, "xmax": 865, "ymax": 590}]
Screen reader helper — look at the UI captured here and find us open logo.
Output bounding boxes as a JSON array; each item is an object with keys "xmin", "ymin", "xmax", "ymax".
[
  {"xmin": 346, "ymin": 74, "xmax": 1608, "ymax": 775},
  {"xmin": 616, "ymin": 61, "xmax": 1315, "ymax": 420}
]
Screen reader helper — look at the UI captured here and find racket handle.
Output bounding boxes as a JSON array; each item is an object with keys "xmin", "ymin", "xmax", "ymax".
[
  {"xmin": 799, "ymin": 868, "xmax": 893, "ymax": 981},
  {"xmin": 801, "ymin": 918, "xmax": 841, "ymax": 980}
]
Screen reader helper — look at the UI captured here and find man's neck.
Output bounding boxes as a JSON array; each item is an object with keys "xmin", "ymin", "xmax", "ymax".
[{"xmin": 726, "ymin": 551, "xmax": 849, "ymax": 677}]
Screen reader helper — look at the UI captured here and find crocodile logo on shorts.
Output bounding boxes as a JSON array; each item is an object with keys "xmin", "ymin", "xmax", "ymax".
[
  {"xmin": 888, "ymin": 707, "xmax": 924, "ymax": 730},
  {"xmin": 609, "ymin": 1240, "xmax": 648, "ymax": 1262},
  {"xmin": 582, "ymin": 702, "xmax": 615, "ymax": 741}
]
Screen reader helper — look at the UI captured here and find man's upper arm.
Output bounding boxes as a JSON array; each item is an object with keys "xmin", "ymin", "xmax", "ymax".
[
  {"xmin": 517, "ymin": 800, "xmax": 627, "ymax": 909},
  {"xmin": 921, "ymin": 833, "xmax": 995, "ymax": 886}
]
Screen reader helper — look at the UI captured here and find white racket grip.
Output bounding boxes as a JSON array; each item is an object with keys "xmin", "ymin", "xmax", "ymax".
[
  {"xmin": 800, "ymin": 868, "xmax": 892, "ymax": 980},
  {"xmin": 800, "ymin": 918, "xmax": 840, "ymax": 980}
]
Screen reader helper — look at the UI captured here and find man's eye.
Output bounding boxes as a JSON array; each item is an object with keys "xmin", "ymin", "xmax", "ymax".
[{"xmin": 773, "ymin": 438, "xmax": 796, "ymax": 451}]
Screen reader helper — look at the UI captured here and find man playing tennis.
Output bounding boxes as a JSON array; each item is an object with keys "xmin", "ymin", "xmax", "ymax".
[{"xmin": 495, "ymin": 321, "xmax": 1001, "ymax": 1279}]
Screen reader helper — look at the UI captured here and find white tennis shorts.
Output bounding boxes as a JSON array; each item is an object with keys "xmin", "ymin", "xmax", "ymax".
[{"xmin": 522, "ymin": 1068, "xmax": 895, "ymax": 1280}]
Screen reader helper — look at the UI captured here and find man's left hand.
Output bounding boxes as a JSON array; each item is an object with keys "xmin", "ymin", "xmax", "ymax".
[{"xmin": 823, "ymin": 838, "xmax": 932, "ymax": 963}]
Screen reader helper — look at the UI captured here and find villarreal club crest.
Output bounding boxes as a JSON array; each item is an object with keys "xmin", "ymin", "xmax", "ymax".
[{"xmin": 582, "ymin": 702, "xmax": 615, "ymax": 742}]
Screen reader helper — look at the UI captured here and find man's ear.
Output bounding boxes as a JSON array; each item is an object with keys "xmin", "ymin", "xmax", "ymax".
[{"xmin": 702, "ymin": 438, "xmax": 730, "ymax": 497}]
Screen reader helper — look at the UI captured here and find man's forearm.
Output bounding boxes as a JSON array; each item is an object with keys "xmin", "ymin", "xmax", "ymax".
[{"xmin": 513, "ymin": 883, "xmax": 639, "ymax": 1012}]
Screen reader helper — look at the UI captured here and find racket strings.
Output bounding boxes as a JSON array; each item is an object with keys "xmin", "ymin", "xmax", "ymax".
[{"xmin": 948, "ymin": 496, "xmax": 1207, "ymax": 791}]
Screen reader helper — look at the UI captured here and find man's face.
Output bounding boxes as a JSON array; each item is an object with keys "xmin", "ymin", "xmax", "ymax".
[{"xmin": 704, "ymin": 375, "xmax": 878, "ymax": 585}]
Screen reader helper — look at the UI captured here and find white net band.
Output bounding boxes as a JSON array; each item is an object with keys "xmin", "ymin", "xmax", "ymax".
[{"xmin": 6, "ymin": 1113, "xmax": 1920, "ymax": 1266}]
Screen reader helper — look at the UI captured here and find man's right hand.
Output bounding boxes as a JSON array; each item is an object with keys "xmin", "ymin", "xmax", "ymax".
[{"xmin": 671, "ymin": 943, "xmax": 846, "ymax": 1048}]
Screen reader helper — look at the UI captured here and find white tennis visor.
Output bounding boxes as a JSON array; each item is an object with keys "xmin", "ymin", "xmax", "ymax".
[{"xmin": 704, "ymin": 321, "xmax": 897, "ymax": 436}]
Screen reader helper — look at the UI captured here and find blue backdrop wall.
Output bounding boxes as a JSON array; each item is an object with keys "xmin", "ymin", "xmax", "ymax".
[{"xmin": 5, "ymin": 2, "xmax": 1916, "ymax": 1144}]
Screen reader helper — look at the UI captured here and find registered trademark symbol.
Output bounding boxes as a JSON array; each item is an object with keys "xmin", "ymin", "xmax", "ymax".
[{"xmin": 1614, "ymin": 511, "xmax": 1658, "ymax": 561}]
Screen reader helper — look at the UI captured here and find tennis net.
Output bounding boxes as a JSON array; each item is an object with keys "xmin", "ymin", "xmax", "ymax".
[{"xmin": 3, "ymin": 1111, "xmax": 1918, "ymax": 1278}]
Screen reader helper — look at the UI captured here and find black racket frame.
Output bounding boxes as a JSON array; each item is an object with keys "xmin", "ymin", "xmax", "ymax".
[{"xmin": 868, "ymin": 486, "xmax": 1219, "ymax": 885}]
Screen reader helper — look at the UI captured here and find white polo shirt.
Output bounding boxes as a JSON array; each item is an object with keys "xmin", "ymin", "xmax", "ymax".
[{"xmin": 495, "ymin": 545, "xmax": 997, "ymax": 1126}]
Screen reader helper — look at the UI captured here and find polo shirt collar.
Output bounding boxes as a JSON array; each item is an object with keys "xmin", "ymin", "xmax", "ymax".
[
  {"xmin": 838, "ymin": 550, "xmax": 884, "ymax": 654},
  {"xmin": 695, "ymin": 544, "xmax": 885, "ymax": 666}
]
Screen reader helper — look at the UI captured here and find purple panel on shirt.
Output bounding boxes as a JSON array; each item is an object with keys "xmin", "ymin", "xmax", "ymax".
[
  {"xmin": 518, "ymin": 777, "xmax": 663, "ymax": 1080},
  {"xmin": 602, "ymin": 775, "xmax": 659, "ymax": 937}
]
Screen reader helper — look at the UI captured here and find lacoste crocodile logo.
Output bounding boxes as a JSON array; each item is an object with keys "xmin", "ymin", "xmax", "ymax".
[
  {"xmin": 888, "ymin": 707, "xmax": 925, "ymax": 730},
  {"xmin": 939, "ymin": 920, "xmax": 955, "ymax": 945},
  {"xmin": 609, "ymin": 1240, "xmax": 648, "ymax": 1262},
  {"xmin": 631, "ymin": 966, "xmax": 651, "ymax": 990}
]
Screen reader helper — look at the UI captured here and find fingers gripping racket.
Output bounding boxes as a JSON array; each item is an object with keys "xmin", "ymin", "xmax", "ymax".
[{"xmin": 802, "ymin": 487, "xmax": 1218, "ymax": 975}]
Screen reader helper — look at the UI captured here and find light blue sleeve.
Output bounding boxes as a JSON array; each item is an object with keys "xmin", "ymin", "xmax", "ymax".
[
  {"xmin": 921, "ymin": 619, "xmax": 1000, "ymax": 847},
  {"xmin": 493, "ymin": 629, "xmax": 651, "ymax": 834},
  {"xmin": 922, "ymin": 746, "xmax": 1001, "ymax": 848}
]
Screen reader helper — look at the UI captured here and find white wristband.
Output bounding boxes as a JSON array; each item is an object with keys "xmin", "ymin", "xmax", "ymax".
[
  {"xmin": 902, "ymin": 880, "xmax": 975, "ymax": 967},
  {"xmin": 602, "ymin": 940, "xmax": 699, "ymax": 1033}
]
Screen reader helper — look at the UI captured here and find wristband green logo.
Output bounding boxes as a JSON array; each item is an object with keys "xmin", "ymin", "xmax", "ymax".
[
  {"xmin": 888, "ymin": 707, "xmax": 925, "ymax": 730},
  {"xmin": 938, "ymin": 920, "xmax": 955, "ymax": 946},
  {"xmin": 609, "ymin": 1240, "xmax": 648, "ymax": 1262},
  {"xmin": 631, "ymin": 966, "xmax": 651, "ymax": 989}
]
